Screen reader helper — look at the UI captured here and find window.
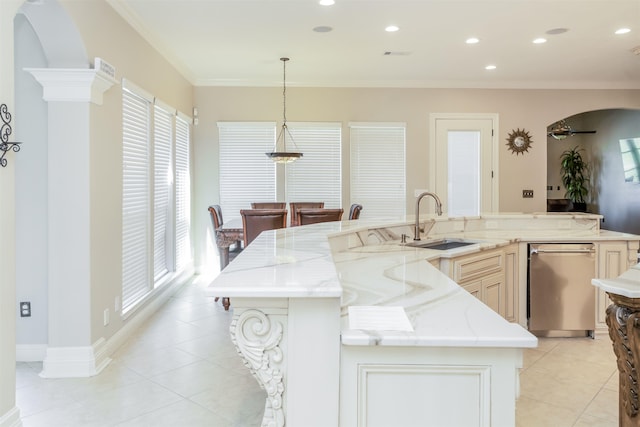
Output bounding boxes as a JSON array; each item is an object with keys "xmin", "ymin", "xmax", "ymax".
[
  {"xmin": 175, "ymin": 114, "xmax": 192, "ymax": 270},
  {"xmin": 286, "ymin": 122, "xmax": 342, "ymax": 208},
  {"xmin": 620, "ymin": 137, "xmax": 640, "ymax": 183},
  {"xmin": 218, "ymin": 122, "xmax": 276, "ymax": 220},
  {"xmin": 350, "ymin": 123, "xmax": 406, "ymax": 219},
  {"xmin": 153, "ymin": 102, "xmax": 173, "ymax": 281},
  {"xmin": 218, "ymin": 122, "xmax": 342, "ymax": 216},
  {"xmin": 448, "ymin": 131, "xmax": 480, "ymax": 216},
  {"xmin": 122, "ymin": 80, "xmax": 192, "ymax": 313},
  {"xmin": 122, "ymin": 82, "xmax": 152, "ymax": 311}
]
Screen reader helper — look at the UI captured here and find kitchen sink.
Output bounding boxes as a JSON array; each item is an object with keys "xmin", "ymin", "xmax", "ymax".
[{"xmin": 405, "ymin": 239, "xmax": 476, "ymax": 251}]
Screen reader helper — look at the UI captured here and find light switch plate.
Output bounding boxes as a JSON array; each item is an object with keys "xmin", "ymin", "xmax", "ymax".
[{"xmin": 522, "ymin": 189, "xmax": 534, "ymax": 198}]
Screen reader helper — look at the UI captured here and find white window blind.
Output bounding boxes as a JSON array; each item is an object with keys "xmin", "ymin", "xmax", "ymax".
[
  {"xmin": 153, "ymin": 104, "xmax": 173, "ymax": 281},
  {"xmin": 218, "ymin": 122, "xmax": 276, "ymax": 220},
  {"xmin": 122, "ymin": 84, "xmax": 152, "ymax": 311},
  {"xmin": 175, "ymin": 115, "xmax": 191, "ymax": 271},
  {"xmin": 286, "ymin": 123, "xmax": 342, "ymax": 208},
  {"xmin": 350, "ymin": 123, "xmax": 406, "ymax": 219}
]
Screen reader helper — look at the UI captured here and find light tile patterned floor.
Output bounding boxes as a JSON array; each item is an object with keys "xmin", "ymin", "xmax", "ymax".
[{"xmin": 16, "ymin": 275, "xmax": 619, "ymax": 426}]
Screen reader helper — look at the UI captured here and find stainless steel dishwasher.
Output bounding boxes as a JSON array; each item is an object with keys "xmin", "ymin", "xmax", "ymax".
[{"xmin": 528, "ymin": 243, "xmax": 596, "ymax": 337}]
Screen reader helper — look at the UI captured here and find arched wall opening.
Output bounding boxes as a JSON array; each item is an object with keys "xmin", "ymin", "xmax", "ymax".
[
  {"xmin": 14, "ymin": 0, "xmax": 88, "ymax": 360},
  {"xmin": 546, "ymin": 108, "xmax": 640, "ymax": 234}
]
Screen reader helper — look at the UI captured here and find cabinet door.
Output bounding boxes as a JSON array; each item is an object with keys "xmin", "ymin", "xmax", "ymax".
[
  {"xmin": 483, "ymin": 273, "xmax": 506, "ymax": 318},
  {"xmin": 451, "ymin": 249, "xmax": 504, "ymax": 283},
  {"xmin": 463, "ymin": 280, "xmax": 482, "ymax": 300},
  {"xmin": 595, "ymin": 242, "xmax": 628, "ymax": 330},
  {"xmin": 504, "ymin": 245, "xmax": 518, "ymax": 323},
  {"xmin": 461, "ymin": 273, "xmax": 505, "ymax": 317}
]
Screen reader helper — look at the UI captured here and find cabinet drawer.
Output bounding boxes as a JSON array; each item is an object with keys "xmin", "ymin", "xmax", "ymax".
[{"xmin": 452, "ymin": 250, "xmax": 504, "ymax": 283}]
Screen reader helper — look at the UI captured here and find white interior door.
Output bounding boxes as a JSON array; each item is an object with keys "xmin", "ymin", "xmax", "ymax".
[{"xmin": 429, "ymin": 114, "xmax": 498, "ymax": 216}]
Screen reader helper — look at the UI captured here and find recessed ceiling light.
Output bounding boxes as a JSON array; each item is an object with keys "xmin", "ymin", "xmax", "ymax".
[
  {"xmin": 313, "ymin": 26, "xmax": 333, "ymax": 33},
  {"xmin": 533, "ymin": 38, "xmax": 547, "ymax": 44},
  {"xmin": 319, "ymin": 0, "xmax": 335, "ymax": 5},
  {"xmin": 615, "ymin": 28, "xmax": 631, "ymax": 35},
  {"xmin": 485, "ymin": 65, "xmax": 496, "ymax": 70},
  {"xmin": 466, "ymin": 37, "xmax": 480, "ymax": 44},
  {"xmin": 546, "ymin": 28, "xmax": 569, "ymax": 35},
  {"xmin": 385, "ymin": 25, "xmax": 399, "ymax": 32}
]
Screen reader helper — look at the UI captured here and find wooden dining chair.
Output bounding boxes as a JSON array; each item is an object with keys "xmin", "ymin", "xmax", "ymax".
[
  {"xmin": 251, "ymin": 202, "xmax": 286, "ymax": 209},
  {"xmin": 348, "ymin": 203, "xmax": 363, "ymax": 220},
  {"xmin": 208, "ymin": 204, "xmax": 242, "ymax": 310},
  {"xmin": 289, "ymin": 202, "xmax": 325, "ymax": 226},
  {"xmin": 208, "ymin": 204, "xmax": 224, "ymax": 229},
  {"xmin": 297, "ymin": 208, "xmax": 344, "ymax": 226},
  {"xmin": 240, "ymin": 209, "xmax": 288, "ymax": 247},
  {"xmin": 208, "ymin": 204, "xmax": 242, "ymax": 253}
]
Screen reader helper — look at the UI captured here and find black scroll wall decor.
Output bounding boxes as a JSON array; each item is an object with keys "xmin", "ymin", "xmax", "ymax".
[{"xmin": 1, "ymin": 103, "xmax": 21, "ymax": 167}]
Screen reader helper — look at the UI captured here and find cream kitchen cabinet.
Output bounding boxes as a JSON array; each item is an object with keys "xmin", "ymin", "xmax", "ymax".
[{"xmin": 441, "ymin": 247, "xmax": 508, "ymax": 318}]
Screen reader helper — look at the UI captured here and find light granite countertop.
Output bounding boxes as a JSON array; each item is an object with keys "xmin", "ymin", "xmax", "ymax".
[{"xmin": 208, "ymin": 213, "xmax": 640, "ymax": 350}]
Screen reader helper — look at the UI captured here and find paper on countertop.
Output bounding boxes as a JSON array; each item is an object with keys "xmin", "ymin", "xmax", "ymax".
[{"xmin": 348, "ymin": 306, "xmax": 414, "ymax": 332}]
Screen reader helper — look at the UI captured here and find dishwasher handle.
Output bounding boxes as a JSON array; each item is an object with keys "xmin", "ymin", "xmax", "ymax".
[{"xmin": 530, "ymin": 247, "xmax": 595, "ymax": 255}]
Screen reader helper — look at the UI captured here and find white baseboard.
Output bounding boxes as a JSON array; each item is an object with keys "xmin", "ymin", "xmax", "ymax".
[
  {"xmin": 102, "ymin": 273, "xmax": 187, "ymax": 357},
  {"xmin": 39, "ymin": 339, "xmax": 112, "ymax": 378},
  {"xmin": 0, "ymin": 406, "xmax": 22, "ymax": 427},
  {"xmin": 35, "ymin": 270, "xmax": 193, "ymax": 378},
  {"xmin": 15, "ymin": 344, "xmax": 47, "ymax": 362}
]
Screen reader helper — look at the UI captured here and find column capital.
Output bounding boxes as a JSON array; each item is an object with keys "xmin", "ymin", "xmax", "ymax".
[{"xmin": 25, "ymin": 68, "xmax": 118, "ymax": 105}]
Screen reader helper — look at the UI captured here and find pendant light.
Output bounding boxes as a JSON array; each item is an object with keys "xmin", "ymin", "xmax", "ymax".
[{"xmin": 266, "ymin": 57, "xmax": 303, "ymax": 163}]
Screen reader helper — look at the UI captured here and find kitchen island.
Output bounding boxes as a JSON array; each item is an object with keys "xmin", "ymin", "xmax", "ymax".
[
  {"xmin": 592, "ymin": 264, "xmax": 640, "ymax": 427},
  {"xmin": 208, "ymin": 213, "xmax": 639, "ymax": 427}
]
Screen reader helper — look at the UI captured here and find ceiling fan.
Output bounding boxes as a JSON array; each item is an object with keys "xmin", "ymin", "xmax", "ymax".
[{"xmin": 547, "ymin": 120, "xmax": 597, "ymax": 140}]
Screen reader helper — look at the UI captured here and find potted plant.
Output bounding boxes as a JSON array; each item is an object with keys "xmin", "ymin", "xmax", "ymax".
[{"xmin": 560, "ymin": 146, "xmax": 590, "ymax": 212}]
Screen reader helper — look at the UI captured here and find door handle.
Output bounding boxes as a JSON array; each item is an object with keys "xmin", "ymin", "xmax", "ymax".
[{"xmin": 530, "ymin": 248, "xmax": 595, "ymax": 255}]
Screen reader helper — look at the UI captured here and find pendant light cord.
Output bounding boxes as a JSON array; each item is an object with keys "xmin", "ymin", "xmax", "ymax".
[{"xmin": 281, "ymin": 57, "xmax": 288, "ymax": 126}]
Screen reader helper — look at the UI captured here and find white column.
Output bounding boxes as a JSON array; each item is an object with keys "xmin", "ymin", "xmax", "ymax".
[
  {"xmin": 0, "ymin": 1, "xmax": 25, "ymax": 426},
  {"xmin": 26, "ymin": 68, "xmax": 117, "ymax": 378}
]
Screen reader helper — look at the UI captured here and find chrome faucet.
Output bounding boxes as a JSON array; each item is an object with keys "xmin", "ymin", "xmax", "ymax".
[{"xmin": 414, "ymin": 191, "xmax": 443, "ymax": 241}]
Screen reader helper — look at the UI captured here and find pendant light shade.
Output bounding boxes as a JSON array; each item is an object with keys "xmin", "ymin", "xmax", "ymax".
[{"xmin": 266, "ymin": 57, "xmax": 303, "ymax": 163}]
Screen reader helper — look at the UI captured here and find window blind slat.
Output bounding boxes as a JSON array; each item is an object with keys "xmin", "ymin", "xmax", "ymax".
[
  {"xmin": 219, "ymin": 123, "xmax": 276, "ymax": 220},
  {"xmin": 286, "ymin": 123, "xmax": 342, "ymax": 208},
  {"xmin": 175, "ymin": 116, "xmax": 191, "ymax": 271},
  {"xmin": 350, "ymin": 125, "xmax": 406, "ymax": 219},
  {"xmin": 122, "ymin": 88, "xmax": 151, "ymax": 311},
  {"xmin": 153, "ymin": 105, "xmax": 172, "ymax": 281}
]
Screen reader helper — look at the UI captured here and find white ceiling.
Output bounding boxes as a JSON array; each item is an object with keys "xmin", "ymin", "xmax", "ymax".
[{"xmin": 107, "ymin": 0, "xmax": 640, "ymax": 89}]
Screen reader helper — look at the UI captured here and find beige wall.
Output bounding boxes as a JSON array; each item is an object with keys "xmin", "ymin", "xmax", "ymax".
[
  {"xmin": 193, "ymin": 86, "xmax": 640, "ymax": 270},
  {"xmin": 59, "ymin": 0, "xmax": 194, "ymax": 342}
]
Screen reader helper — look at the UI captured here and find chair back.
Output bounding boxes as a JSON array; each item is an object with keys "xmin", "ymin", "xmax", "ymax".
[
  {"xmin": 240, "ymin": 209, "xmax": 288, "ymax": 247},
  {"xmin": 348, "ymin": 203, "xmax": 363, "ymax": 220},
  {"xmin": 208, "ymin": 205, "xmax": 224, "ymax": 229},
  {"xmin": 289, "ymin": 202, "xmax": 325, "ymax": 226},
  {"xmin": 297, "ymin": 208, "xmax": 344, "ymax": 226},
  {"xmin": 251, "ymin": 202, "xmax": 286, "ymax": 209}
]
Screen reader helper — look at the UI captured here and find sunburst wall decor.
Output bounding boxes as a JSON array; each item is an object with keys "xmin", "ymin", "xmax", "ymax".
[{"xmin": 506, "ymin": 128, "xmax": 532, "ymax": 155}]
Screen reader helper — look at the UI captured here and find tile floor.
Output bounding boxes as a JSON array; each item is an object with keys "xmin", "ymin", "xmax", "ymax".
[{"xmin": 16, "ymin": 275, "xmax": 619, "ymax": 426}]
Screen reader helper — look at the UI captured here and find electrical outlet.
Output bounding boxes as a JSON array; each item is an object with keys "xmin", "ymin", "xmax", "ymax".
[
  {"xmin": 20, "ymin": 301, "xmax": 31, "ymax": 317},
  {"xmin": 103, "ymin": 308, "xmax": 110, "ymax": 326},
  {"xmin": 522, "ymin": 189, "xmax": 534, "ymax": 198}
]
